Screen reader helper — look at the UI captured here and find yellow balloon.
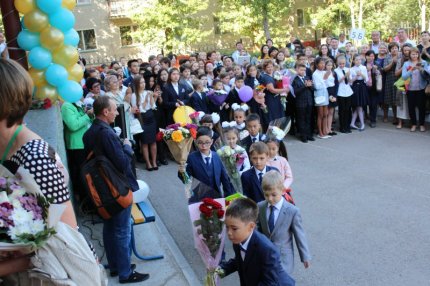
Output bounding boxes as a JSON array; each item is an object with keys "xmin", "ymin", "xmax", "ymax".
[
  {"xmin": 68, "ymin": 63, "xmax": 84, "ymax": 82},
  {"xmin": 23, "ymin": 9, "xmax": 49, "ymax": 33},
  {"xmin": 34, "ymin": 85, "xmax": 58, "ymax": 102},
  {"xmin": 40, "ymin": 27, "xmax": 64, "ymax": 50},
  {"xmin": 173, "ymin": 106, "xmax": 196, "ymax": 124},
  {"xmin": 28, "ymin": 68, "xmax": 47, "ymax": 87},
  {"xmin": 52, "ymin": 45, "xmax": 79, "ymax": 67},
  {"xmin": 14, "ymin": 0, "xmax": 35, "ymax": 14},
  {"xmin": 62, "ymin": 0, "xmax": 76, "ymax": 11}
]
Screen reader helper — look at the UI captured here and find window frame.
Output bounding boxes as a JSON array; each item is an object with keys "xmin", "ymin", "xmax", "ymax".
[{"xmin": 77, "ymin": 29, "xmax": 98, "ymax": 51}]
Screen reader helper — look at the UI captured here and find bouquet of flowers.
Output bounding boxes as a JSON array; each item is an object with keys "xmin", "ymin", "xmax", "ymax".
[
  {"xmin": 283, "ymin": 57, "xmax": 296, "ymax": 70},
  {"xmin": 254, "ymin": 84, "xmax": 268, "ymax": 113},
  {"xmin": 207, "ymin": 89, "xmax": 228, "ymax": 106},
  {"xmin": 163, "ymin": 123, "xmax": 198, "ymax": 183},
  {"xmin": 189, "ymin": 111, "xmax": 205, "ymax": 125},
  {"xmin": 216, "ymin": 146, "xmax": 246, "ymax": 193},
  {"xmin": 189, "ymin": 198, "xmax": 226, "ymax": 286},
  {"xmin": 274, "ymin": 71, "xmax": 288, "ymax": 110},
  {"xmin": 0, "ymin": 165, "xmax": 63, "ymax": 253}
]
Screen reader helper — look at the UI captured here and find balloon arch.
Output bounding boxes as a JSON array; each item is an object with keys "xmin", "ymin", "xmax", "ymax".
[{"xmin": 15, "ymin": 0, "xmax": 83, "ymax": 103}]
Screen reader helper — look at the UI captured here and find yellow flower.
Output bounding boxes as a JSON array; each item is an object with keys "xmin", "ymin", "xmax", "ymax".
[{"xmin": 171, "ymin": 130, "xmax": 184, "ymax": 142}]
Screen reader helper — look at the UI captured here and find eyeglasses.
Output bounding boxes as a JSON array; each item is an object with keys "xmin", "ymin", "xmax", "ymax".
[{"xmin": 197, "ymin": 141, "xmax": 212, "ymax": 146}]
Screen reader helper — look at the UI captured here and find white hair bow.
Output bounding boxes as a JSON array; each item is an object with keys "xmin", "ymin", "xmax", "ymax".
[
  {"xmin": 211, "ymin": 113, "xmax": 220, "ymax": 124},
  {"xmin": 197, "ymin": 111, "xmax": 205, "ymax": 121},
  {"xmin": 231, "ymin": 103, "xmax": 249, "ymax": 112},
  {"xmin": 221, "ymin": 121, "xmax": 237, "ymax": 128}
]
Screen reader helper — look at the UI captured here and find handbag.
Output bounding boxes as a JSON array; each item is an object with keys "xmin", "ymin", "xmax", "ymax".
[
  {"xmin": 376, "ymin": 73, "xmax": 383, "ymax": 92},
  {"xmin": 130, "ymin": 117, "xmax": 143, "ymax": 135},
  {"xmin": 314, "ymin": 89, "xmax": 326, "ymax": 105}
]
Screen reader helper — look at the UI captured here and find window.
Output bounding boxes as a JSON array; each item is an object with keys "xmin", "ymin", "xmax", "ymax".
[
  {"xmin": 77, "ymin": 0, "xmax": 91, "ymax": 4},
  {"xmin": 120, "ymin": 26, "xmax": 137, "ymax": 46},
  {"xmin": 297, "ymin": 8, "xmax": 312, "ymax": 27},
  {"xmin": 77, "ymin": 29, "xmax": 97, "ymax": 50}
]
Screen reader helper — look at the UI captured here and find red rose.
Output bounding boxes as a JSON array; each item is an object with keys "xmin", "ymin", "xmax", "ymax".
[
  {"xmin": 199, "ymin": 204, "xmax": 213, "ymax": 217},
  {"xmin": 43, "ymin": 98, "xmax": 52, "ymax": 109},
  {"xmin": 202, "ymin": 198, "xmax": 215, "ymax": 205},
  {"xmin": 156, "ymin": 131, "xmax": 164, "ymax": 142},
  {"xmin": 217, "ymin": 209, "xmax": 225, "ymax": 218}
]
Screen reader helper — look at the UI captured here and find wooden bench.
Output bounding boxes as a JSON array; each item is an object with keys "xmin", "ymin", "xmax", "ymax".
[{"xmin": 130, "ymin": 201, "xmax": 164, "ymax": 261}]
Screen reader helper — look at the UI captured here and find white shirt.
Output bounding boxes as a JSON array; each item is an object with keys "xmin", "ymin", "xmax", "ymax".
[
  {"xmin": 172, "ymin": 82, "xmax": 179, "ymax": 94},
  {"xmin": 334, "ymin": 67, "xmax": 353, "ymax": 97},
  {"xmin": 200, "ymin": 152, "xmax": 212, "ymax": 165},
  {"xmin": 312, "ymin": 70, "xmax": 328, "ymax": 90},
  {"xmin": 254, "ymin": 166, "xmax": 267, "ymax": 180},
  {"xmin": 338, "ymin": 40, "xmax": 347, "ymax": 48},
  {"xmin": 266, "ymin": 198, "xmax": 284, "ymax": 227},
  {"xmin": 131, "ymin": 91, "xmax": 156, "ymax": 113},
  {"xmin": 371, "ymin": 42, "xmax": 380, "ymax": 53},
  {"xmin": 240, "ymin": 231, "xmax": 254, "ymax": 260},
  {"xmin": 331, "ymin": 49, "xmax": 338, "ymax": 58},
  {"xmin": 325, "ymin": 72, "xmax": 335, "ymax": 88},
  {"xmin": 250, "ymin": 133, "xmax": 261, "ymax": 143},
  {"xmin": 223, "ymin": 84, "xmax": 231, "ymax": 93},
  {"xmin": 350, "ymin": 65, "xmax": 368, "ymax": 82}
]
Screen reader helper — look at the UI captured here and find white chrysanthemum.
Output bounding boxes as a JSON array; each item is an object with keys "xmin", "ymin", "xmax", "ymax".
[
  {"xmin": 8, "ymin": 189, "xmax": 25, "ymax": 200},
  {"xmin": 0, "ymin": 191, "xmax": 9, "ymax": 204},
  {"xmin": 29, "ymin": 219, "xmax": 45, "ymax": 235},
  {"xmin": 8, "ymin": 222, "xmax": 31, "ymax": 240},
  {"xmin": 10, "ymin": 207, "xmax": 33, "ymax": 225}
]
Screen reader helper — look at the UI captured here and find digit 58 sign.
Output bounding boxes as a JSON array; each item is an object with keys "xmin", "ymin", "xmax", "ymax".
[{"xmin": 350, "ymin": 28, "xmax": 366, "ymax": 41}]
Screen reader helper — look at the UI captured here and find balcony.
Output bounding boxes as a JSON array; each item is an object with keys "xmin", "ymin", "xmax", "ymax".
[{"xmin": 109, "ymin": 0, "xmax": 150, "ymax": 19}]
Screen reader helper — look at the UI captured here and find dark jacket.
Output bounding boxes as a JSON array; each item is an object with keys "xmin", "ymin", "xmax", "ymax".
[
  {"xmin": 83, "ymin": 119, "xmax": 138, "ymax": 191},
  {"xmin": 291, "ymin": 75, "xmax": 314, "ymax": 109},
  {"xmin": 221, "ymin": 230, "xmax": 295, "ymax": 286},
  {"xmin": 190, "ymin": 91, "xmax": 209, "ymax": 114},
  {"xmin": 162, "ymin": 82, "xmax": 190, "ymax": 124},
  {"xmin": 241, "ymin": 166, "xmax": 279, "ymax": 203}
]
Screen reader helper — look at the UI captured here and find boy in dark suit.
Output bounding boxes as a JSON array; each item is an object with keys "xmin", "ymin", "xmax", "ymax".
[
  {"xmin": 182, "ymin": 126, "xmax": 234, "ymax": 202},
  {"xmin": 258, "ymin": 171, "xmax": 311, "ymax": 275},
  {"xmin": 241, "ymin": 113, "xmax": 266, "ymax": 154},
  {"xmin": 292, "ymin": 64, "xmax": 314, "ymax": 143},
  {"xmin": 218, "ymin": 198, "xmax": 295, "ymax": 286},
  {"xmin": 189, "ymin": 79, "xmax": 209, "ymax": 113},
  {"xmin": 241, "ymin": 142, "xmax": 278, "ymax": 203}
]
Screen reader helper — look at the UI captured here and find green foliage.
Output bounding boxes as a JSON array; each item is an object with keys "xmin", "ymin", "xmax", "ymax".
[
  {"xmin": 313, "ymin": 0, "xmax": 423, "ymax": 41},
  {"xmin": 129, "ymin": 0, "xmax": 211, "ymax": 53},
  {"xmin": 15, "ymin": 227, "xmax": 56, "ymax": 248},
  {"xmin": 216, "ymin": 0, "xmax": 292, "ymax": 47}
]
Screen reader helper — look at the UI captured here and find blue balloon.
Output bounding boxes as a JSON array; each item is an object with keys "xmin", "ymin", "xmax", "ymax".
[
  {"xmin": 21, "ymin": 17, "xmax": 27, "ymax": 30},
  {"xmin": 49, "ymin": 8, "xmax": 75, "ymax": 32},
  {"xmin": 58, "ymin": 80, "xmax": 83, "ymax": 102},
  {"xmin": 64, "ymin": 29, "xmax": 80, "ymax": 47},
  {"xmin": 17, "ymin": 30, "xmax": 40, "ymax": 51},
  {"xmin": 28, "ymin": 47, "xmax": 52, "ymax": 70},
  {"xmin": 36, "ymin": 0, "xmax": 62, "ymax": 15},
  {"xmin": 45, "ymin": 64, "xmax": 68, "ymax": 87}
]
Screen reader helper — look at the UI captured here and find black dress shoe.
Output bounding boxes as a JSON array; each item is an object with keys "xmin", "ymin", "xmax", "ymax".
[
  {"xmin": 300, "ymin": 137, "xmax": 308, "ymax": 143},
  {"xmin": 159, "ymin": 159, "xmax": 168, "ymax": 165},
  {"xmin": 370, "ymin": 122, "xmax": 376, "ymax": 128},
  {"xmin": 119, "ymin": 271, "xmax": 150, "ymax": 284},
  {"xmin": 153, "ymin": 166, "xmax": 159, "ymax": 171},
  {"xmin": 110, "ymin": 264, "xmax": 136, "ymax": 277},
  {"xmin": 346, "ymin": 129, "xmax": 352, "ymax": 133},
  {"xmin": 146, "ymin": 167, "xmax": 154, "ymax": 171},
  {"xmin": 328, "ymin": 131, "xmax": 337, "ymax": 136},
  {"xmin": 307, "ymin": 137, "xmax": 315, "ymax": 141}
]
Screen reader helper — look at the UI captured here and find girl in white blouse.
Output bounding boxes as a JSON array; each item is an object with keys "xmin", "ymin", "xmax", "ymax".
[
  {"xmin": 325, "ymin": 59, "xmax": 337, "ymax": 136},
  {"xmin": 349, "ymin": 55, "xmax": 369, "ymax": 131},
  {"xmin": 312, "ymin": 57, "xmax": 330, "ymax": 139}
]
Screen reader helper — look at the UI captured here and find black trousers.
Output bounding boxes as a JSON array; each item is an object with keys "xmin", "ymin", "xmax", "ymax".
[
  {"xmin": 337, "ymin": 96, "xmax": 352, "ymax": 132},
  {"xmin": 368, "ymin": 92, "xmax": 380, "ymax": 123},
  {"xmin": 296, "ymin": 105, "xmax": 313, "ymax": 138},
  {"xmin": 407, "ymin": 89, "xmax": 426, "ymax": 125},
  {"xmin": 66, "ymin": 149, "xmax": 86, "ymax": 201}
]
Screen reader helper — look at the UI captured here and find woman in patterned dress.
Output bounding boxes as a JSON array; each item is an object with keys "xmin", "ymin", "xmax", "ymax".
[{"xmin": 383, "ymin": 42, "xmax": 400, "ymax": 125}]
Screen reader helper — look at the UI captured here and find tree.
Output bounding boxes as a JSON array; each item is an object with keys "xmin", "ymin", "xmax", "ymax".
[
  {"xmin": 216, "ymin": 0, "xmax": 293, "ymax": 47},
  {"xmin": 129, "ymin": 0, "xmax": 211, "ymax": 53}
]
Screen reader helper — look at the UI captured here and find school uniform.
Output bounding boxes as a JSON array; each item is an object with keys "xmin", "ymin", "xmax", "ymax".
[
  {"xmin": 240, "ymin": 133, "xmax": 266, "ymax": 154},
  {"xmin": 190, "ymin": 91, "xmax": 209, "ymax": 114},
  {"xmin": 258, "ymin": 199, "xmax": 311, "ymax": 275},
  {"xmin": 334, "ymin": 67, "xmax": 353, "ymax": 133},
  {"xmin": 162, "ymin": 82, "xmax": 190, "ymax": 124},
  {"xmin": 185, "ymin": 151, "xmax": 234, "ymax": 203},
  {"xmin": 292, "ymin": 75, "xmax": 314, "ymax": 140},
  {"xmin": 241, "ymin": 166, "xmax": 279, "ymax": 203},
  {"xmin": 179, "ymin": 78, "xmax": 194, "ymax": 95},
  {"xmin": 350, "ymin": 65, "xmax": 369, "ymax": 108},
  {"xmin": 220, "ymin": 230, "xmax": 295, "ymax": 286}
]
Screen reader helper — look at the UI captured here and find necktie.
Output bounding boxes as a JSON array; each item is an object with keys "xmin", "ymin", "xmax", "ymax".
[
  {"xmin": 252, "ymin": 137, "xmax": 257, "ymax": 143},
  {"xmin": 205, "ymin": 157, "xmax": 210, "ymax": 167},
  {"xmin": 268, "ymin": 205, "xmax": 275, "ymax": 233},
  {"xmin": 258, "ymin": 172, "xmax": 263, "ymax": 184},
  {"xmin": 240, "ymin": 245, "xmax": 247, "ymax": 253},
  {"xmin": 342, "ymin": 70, "xmax": 348, "ymax": 84}
]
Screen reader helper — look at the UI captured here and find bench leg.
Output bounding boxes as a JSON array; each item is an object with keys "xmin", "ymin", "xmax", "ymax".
[{"xmin": 130, "ymin": 223, "xmax": 164, "ymax": 261}]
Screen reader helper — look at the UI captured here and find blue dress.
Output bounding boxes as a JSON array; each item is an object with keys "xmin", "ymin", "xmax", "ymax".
[{"xmin": 260, "ymin": 73, "xmax": 285, "ymax": 122}]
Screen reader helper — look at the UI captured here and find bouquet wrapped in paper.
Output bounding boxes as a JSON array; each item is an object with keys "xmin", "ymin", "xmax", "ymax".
[
  {"xmin": 189, "ymin": 111, "xmax": 205, "ymax": 125},
  {"xmin": 189, "ymin": 198, "xmax": 226, "ymax": 286},
  {"xmin": 274, "ymin": 71, "xmax": 288, "ymax": 111},
  {"xmin": 0, "ymin": 165, "xmax": 64, "ymax": 254},
  {"xmin": 216, "ymin": 146, "xmax": 246, "ymax": 194},
  {"xmin": 163, "ymin": 123, "xmax": 197, "ymax": 183},
  {"xmin": 207, "ymin": 89, "xmax": 228, "ymax": 106}
]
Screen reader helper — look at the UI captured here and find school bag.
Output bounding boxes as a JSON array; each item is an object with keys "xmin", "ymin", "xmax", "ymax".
[{"xmin": 80, "ymin": 138, "xmax": 133, "ymax": 220}]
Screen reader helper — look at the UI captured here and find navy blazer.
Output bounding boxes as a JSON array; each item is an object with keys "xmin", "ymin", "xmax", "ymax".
[
  {"xmin": 291, "ymin": 76, "xmax": 313, "ymax": 109},
  {"xmin": 186, "ymin": 151, "xmax": 235, "ymax": 198},
  {"xmin": 241, "ymin": 166, "xmax": 279, "ymax": 203},
  {"xmin": 83, "ymin": 119, "xmax": 139, "ymax": 191},
  {"xmin": 190, "ymin": 91, "xmax": 209, "ymax": 114},
  {"xmin": 241, "ymin": 133, "xmax": 266, "ymax": 154},
  {"xmin": 162, "ymin": 82, "xmax": 190, "ymax": 124},
  {"xmin": 221, "ymin": 230, "xmax": 295, "ymax": 286}
]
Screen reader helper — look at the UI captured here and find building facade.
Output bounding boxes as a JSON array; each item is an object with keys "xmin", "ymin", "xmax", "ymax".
[{"xmin": 73, "ymin": 0, "xmax": 322, "ymax": 64}]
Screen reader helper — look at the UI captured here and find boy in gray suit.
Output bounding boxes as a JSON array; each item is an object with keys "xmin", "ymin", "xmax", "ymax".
[{"xmin": 257, "ymin": 170, "xmax": 312, "ymax": 275}]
